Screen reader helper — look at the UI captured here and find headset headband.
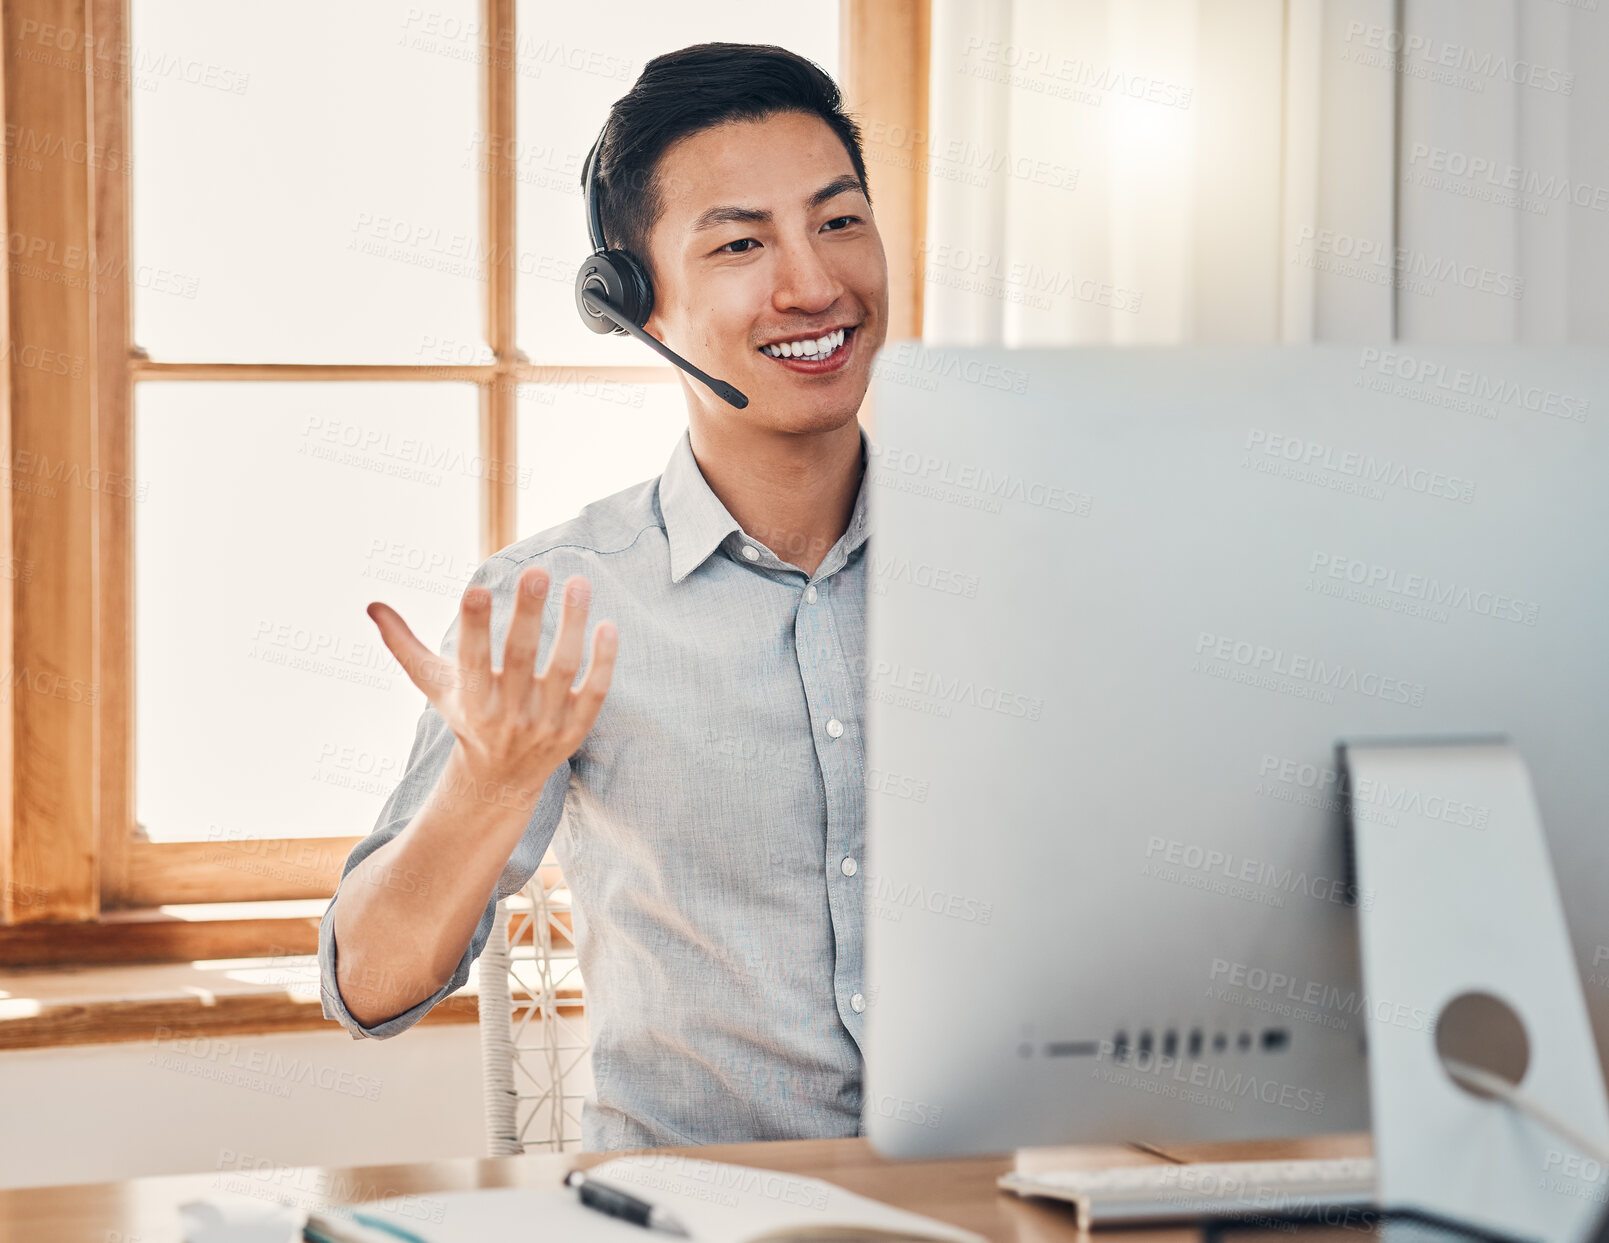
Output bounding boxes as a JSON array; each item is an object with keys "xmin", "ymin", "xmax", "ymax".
[{"xmin": 582, "ymin": 130, "xmax": 607, "ymax": 253}]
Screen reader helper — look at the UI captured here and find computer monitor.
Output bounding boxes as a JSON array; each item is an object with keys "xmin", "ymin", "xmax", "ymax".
[{"xmin": 861, "ymin": 345, "xmax": 1609, "ymax": 1168}]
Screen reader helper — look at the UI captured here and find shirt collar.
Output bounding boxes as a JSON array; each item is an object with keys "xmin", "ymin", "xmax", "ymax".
[{"xmin": 659, "ymin": 425, "xmax": 872, "ymax": 584}]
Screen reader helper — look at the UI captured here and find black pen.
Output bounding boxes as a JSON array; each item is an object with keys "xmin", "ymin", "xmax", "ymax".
[{"xmin": 564, "ymin": 1169, "xmax": 690, "ymax": 1236}]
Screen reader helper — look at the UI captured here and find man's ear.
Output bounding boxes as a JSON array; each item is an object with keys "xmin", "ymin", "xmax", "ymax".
[
  {"xmin": 633, "ymin": 217, "xmax": 669, "ymax": 339},
  {"xmin": 640, "ymin": 270, "xmax": 667, "ymax": 342}
]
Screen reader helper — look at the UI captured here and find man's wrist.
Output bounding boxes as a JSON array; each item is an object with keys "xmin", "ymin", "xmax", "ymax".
[{"xmin": 437, "ymin": 741, "xmax": 552, "ymax": 819}]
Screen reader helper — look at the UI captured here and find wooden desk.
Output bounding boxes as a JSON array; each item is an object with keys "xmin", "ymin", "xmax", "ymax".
[{"xmin": 0, "ymin": 1132, "xmax": 1372, "ymax": 1242}]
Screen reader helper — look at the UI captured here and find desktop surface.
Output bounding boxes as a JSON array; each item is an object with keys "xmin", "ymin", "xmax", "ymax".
[{"xmin": 0, "ymin": 1133, "xmax": 1377, "ymax": 1243}]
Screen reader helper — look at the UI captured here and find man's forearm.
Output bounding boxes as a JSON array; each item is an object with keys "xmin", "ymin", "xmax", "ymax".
[{"xmin": 331, "ymin": 743, "xmax": 553, "ymax": 1029}]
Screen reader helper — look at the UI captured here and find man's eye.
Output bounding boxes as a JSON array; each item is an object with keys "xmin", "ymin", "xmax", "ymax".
[
  {"xmin": 823, "ymin": 216, "xmax": 860, "ymax": 231},
  {"xmin": 719, "ymin": 238, "xmax": 759, "ymax": 254}
]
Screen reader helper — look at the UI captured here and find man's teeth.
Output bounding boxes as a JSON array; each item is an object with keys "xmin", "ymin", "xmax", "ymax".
[{"xmin": 762, "ymin": 327, "xmax": 847, "ymax": 359}]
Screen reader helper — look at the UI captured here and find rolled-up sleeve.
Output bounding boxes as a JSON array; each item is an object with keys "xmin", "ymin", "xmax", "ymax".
[{"xmin": 318, "ymin": 552, "xmax": 572, "ymax": 1039}]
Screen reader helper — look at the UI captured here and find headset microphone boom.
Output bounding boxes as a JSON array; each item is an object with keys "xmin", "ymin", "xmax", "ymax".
[{"xmin": 573, "ymin": 130, "xmax": 750, "ymax": 410}]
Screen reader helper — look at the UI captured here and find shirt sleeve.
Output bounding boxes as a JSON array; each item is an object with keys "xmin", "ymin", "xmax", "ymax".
[{"xmin": 318, "ymin": 551, "xmax": 572, "ymax": 1040}]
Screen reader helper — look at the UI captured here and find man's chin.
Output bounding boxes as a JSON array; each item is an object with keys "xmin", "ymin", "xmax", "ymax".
[
  {"xmin": 764, "ymin": 356, "xmax": 873, "ymax": 404},
  {"xmin": 785, "ymin": 403, "xmax": 867, "ymax": 437}
]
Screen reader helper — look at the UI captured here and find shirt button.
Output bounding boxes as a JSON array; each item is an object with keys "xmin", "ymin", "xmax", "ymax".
[
  {"xmin": 741, "ymin": 545, "xmax": 760, "ymax": 562},
  {"xmin": 840, "ymin": 856, "xmax": 858, "ymax": 876},
  {"xmin": 850, "ymin": 993, "xmax": 866, "ymax": 1013},
  {"xmin": 805, "ymin": 585, "xmax": 818, "ymax": 603},
  {"xmin": 826, "ymin": 718, "xmax": 844, "ymax": 738}
]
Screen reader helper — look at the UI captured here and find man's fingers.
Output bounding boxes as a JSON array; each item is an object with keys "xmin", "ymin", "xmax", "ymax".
[
  {"xmin": 367, "ymin": 602, "xmax": 456, "ymax": 705},
  {"xmin": 537, "ymin": 576, "xmax": 592, "ymax": 709},
  {"xmin": 568, "ymin": 621, "xmax": 618, "ymax": 738},
  {"xmin": 501, "ymin": 567, "xmax": 550, "ymax": 683},
  {"xmin": 457, "ymin": 585, "xmax": 494, "ymax": 683}
]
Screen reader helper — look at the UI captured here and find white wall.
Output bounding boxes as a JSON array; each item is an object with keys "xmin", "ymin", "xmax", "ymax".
[{"xmin": 0, "ymin": 1023, "xmax": 503, "ymax": 1190}]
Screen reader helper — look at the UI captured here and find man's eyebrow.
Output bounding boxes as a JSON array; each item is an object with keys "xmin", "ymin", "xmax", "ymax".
[
  {"xmin": 806, "ymin": 174, "xmax": 867, "ymax": 210},
  {"xmin": 688, "ymin": 175, "xmax": 867, "ymax": 234}
]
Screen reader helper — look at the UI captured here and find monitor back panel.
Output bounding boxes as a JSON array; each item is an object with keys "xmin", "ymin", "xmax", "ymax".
[{"xmin": 863, "ymin": 344, "xmax": 1609, "ymax": 1157}]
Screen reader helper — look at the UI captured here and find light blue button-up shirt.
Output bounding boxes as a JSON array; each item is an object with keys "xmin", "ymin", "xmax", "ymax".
[{"xmin": 319, "ymin": 425, "xmax": 872, "ymax": 1151}]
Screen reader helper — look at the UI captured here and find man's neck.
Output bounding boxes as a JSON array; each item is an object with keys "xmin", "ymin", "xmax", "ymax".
[{"xmin": 687, "ymin": 417, "xmax": 864, "ymax": 577}]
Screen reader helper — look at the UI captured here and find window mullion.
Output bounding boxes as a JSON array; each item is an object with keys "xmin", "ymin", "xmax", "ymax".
[
  {"xmin": 95, "ymin": 0, "xmax": 139, "ymax": 906},
  {"xmin": 481, "ymin": 0, "xmax": 519, "ymax": 558}
]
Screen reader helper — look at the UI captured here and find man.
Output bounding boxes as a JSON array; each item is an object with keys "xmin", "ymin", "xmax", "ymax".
[{"xmin": 318, "ymin": 42, "xmax": 889, "ymax": 1151}]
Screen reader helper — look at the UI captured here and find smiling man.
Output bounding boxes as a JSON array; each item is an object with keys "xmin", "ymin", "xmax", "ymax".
[{"xmin": 318, "ymin": 43, "xmax": 891, "ymax": 1150}]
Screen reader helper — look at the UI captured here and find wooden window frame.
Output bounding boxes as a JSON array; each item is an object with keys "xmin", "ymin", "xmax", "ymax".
[{"xmin": 0, "ymin": 0, "xmax": 928, "ymax": 964}]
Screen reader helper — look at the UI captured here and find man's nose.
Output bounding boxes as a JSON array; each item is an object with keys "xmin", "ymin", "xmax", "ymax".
[{"xmin": 771, "ymin": 237, "xmax": 845, "ymax": 312}]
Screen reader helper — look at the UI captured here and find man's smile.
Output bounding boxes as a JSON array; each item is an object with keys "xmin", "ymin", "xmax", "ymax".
[{"xmin": 757, "ymin": 324, "xmax": 858, "ymax": 373}]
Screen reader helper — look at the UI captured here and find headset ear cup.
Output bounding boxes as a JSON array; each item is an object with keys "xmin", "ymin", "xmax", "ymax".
[
  {"xmin": 575, "ymin": 253, "xmax": 628, "ymax": 336},
  {"xmin": 574, "ymin": 250, "xmax": 655, "ymax": 335},
  {"xmin": 611, "ymin": 250, "xmax": 655, "ymax": 327}
]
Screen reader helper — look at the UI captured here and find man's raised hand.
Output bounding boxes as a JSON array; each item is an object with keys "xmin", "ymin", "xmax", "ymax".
[{"xmin": 366, "ymin": 568, "xmax": 617, "ymax": 802}]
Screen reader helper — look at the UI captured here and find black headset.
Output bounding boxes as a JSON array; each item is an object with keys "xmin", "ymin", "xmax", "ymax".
[{"xmin": 574, "ymin": 129, "xmax": 749, "ymax": 409}]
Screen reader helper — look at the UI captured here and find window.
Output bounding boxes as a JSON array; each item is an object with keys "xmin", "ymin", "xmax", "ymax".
[{"xmin": 0, "ymin": 0, "xmax": 927, "ymax": 960}]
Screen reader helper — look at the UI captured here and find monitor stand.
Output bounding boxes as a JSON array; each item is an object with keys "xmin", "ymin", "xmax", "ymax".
[{"xmin": 1342, "ymin": 738, "xmax": 1609, "ymax": 1243}]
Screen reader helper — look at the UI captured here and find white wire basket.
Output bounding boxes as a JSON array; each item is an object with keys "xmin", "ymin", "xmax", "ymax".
[{"xmin": 478, "ymin": 858, "xmax": 590, "ymax": 1155}]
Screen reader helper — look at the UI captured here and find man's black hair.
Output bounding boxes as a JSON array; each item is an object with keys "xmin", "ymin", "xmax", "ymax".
[{"xmin": 587, "ymin": 43, "xmax": 871, "ymax": 280}]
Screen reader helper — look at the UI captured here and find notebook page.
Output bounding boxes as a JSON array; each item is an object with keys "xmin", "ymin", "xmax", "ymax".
[
  {"xmin": 588, "ymin": 1154, "xmax": 989, "ymax": 1243},
  {"xmin": 349, "ymin": 1186, "xmax": 691, "ymax": 1241},
  {"xmin": 181, "ymin": 1188, "xmax": 646, "ymax": 1243}
]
